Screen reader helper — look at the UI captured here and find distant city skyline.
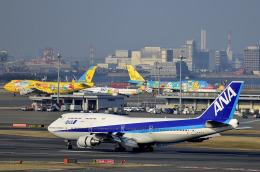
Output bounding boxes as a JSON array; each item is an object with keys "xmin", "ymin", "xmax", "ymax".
[{"xmin": 0, "ymin": 0, "xmax": 260, "ymax": 60}]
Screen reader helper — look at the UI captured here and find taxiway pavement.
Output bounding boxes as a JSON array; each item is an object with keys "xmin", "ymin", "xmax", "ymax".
[{"xmin": 1, "ymin": 91, "xmax": 260, "ymax": 171}]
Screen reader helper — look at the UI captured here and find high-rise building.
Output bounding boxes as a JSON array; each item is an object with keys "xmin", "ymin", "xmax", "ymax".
[
  {"xmin": 184, "ymin": 40, "xmax": 197, "ymax": 71},
  {"xmin": 149, "ymin": 62, "xmax": 189, "ymax": 77},
  {"xmin": 140, "ymin": 47, "xmax": 161, "ymax": 59},
  {"xmin": 43, "ymin": 47, "xmax": 54, "ymax": 61},
  {"xmin": 215, "ymin": 50, "xmax": 228, "ymax": 71},
  {"xmin": 227, "ymin": 30, "xmax": 233, "ymax": 63},
  {"xmin": 162, "ymin": 49, "xmax": 173, "ymax": 62},
  {"xmin": 201, "ymin": 29, "xmax": 206, "ymax": 51},
  {"xmin": 244, "ymin": 46, "xmax": 260, "ymax": 73},
  {"xmin": 0, "ymin": 51, "xmax": 8, "ymax": 62},
  {"xmin": 195, "ymin": 50, "xmax": 209, "ymax": 71}
]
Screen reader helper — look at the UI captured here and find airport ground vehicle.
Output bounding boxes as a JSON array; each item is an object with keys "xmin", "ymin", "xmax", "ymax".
[
  {"xmin": 70, "ymin": 105, "xmax": 82, "ymax": 111},
  {"xmin": 61, "ymin": 104, "xmax": 71, "ymax": 111},
  {"xmin": 124, "ymin": 107, "xmax": 137, "ymax": 112},
  {"xmin": 148, "ymin": 108, "xmax": 162, "ymax": 114}
]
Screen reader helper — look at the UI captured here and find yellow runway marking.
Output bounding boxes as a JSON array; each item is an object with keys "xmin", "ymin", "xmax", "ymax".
[{"xmin": 0, "ymin": 107, "xmax": 21, "ymax": 109}]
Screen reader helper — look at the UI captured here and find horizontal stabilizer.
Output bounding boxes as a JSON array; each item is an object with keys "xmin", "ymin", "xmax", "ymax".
[
  {"xmin": 200, "ymin": 133, "xmax": 221, "ymax": 139},
  {"xmin": 236, "ymin": 126, "xmax": 252, "ymax": 130},
  {"xmin": 187, "ymin": 133, "xmax": 221, "ymax": 143},
  {"xmin": 239, "ymin": 119, "xmax": 260, "ymax": 124},
  {"xmin": 205, "ymin": 120, "xmax": 229, "ymax": 128}
]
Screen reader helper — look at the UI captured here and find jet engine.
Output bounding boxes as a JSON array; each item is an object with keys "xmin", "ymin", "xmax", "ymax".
[
  {"xmin": 20, "ymin": 89, "xmax": 33, "ymax": 95},
  {"xmin": 77, "ymin": 135, "xmax": 100, "ymax": 148}
]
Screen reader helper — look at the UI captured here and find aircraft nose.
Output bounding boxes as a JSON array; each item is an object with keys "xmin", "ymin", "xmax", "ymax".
[
  {"xmin": 4, "ymin": 83, "xmax": 10, "ymax": 91},
  {"xmin": 48, "ymin": 123, "xmax": 54, "ymax": 133}
]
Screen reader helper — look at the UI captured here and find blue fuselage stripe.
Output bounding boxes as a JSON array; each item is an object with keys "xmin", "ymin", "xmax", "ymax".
[{"xmin": 56, "ymin": 118, "xmax": 211, "ymax": 133}]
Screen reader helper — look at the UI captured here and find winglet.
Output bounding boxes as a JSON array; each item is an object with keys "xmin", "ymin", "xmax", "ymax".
[
  {"xmin": 126, "ymin": 65, "xmax": 145, "ymax": 81},
  {"xmin": 198, "ymin": 81, "xmax": 243, "ymax": 122},
  {"xmin": 76, "ymin": 66, "xmax": 97, "ymax": 83}
]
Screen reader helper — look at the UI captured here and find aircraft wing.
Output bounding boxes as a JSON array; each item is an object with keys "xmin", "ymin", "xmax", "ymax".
[
  {"xmin": 19, "ymin": 88, "xmax": 41, "ymax": 95},
  {"xmin": 80, "ymin": 83, "xmax": 94, "ymax": 88},
  {"xmin": 112, "ymin": 134, "xmax": 138, "ymax": 147},
  {"xmin": 32, "ymin": 88, "xmax": 52, "ymax": 94},
  {"xmin": 80, "ymin": 132, "xmax": 138, "ymax": 148}
]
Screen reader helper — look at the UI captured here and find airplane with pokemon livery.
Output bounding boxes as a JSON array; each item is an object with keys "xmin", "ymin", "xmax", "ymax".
[
  {"xmin": 4, "ymin": 66, "xmax": 97, "ymax": 96},
  {"xmin": 48, "ymin": 81, "xmax": 251, "ymax": 152},
  {"xmin": 79, "ymin": 81, "xmax": 148, "ymax": 96},
  {"xmin": 127, "ymin": 65, "xmax": 221, "ymax": 93}
]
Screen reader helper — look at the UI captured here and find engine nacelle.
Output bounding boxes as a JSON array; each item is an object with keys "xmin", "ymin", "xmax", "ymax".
[
  {"xmin": 77, "ymin": 135, "xmax": 100, "ymax": 148},
  {"xmin": 20, "ymin": 89, "xmax": 33, "ymax": 95}
]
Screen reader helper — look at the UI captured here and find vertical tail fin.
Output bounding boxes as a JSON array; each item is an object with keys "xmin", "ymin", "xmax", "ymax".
[
  {"xmin": 198, "ymin": 81, "xmax": 243, "ymax": 122},
  {"xmin": 126, "ymin": 65, "xmax": 145, "ymax": 81},
  {"xmin": 136, "ymin": 81, "xmax": 147, "ymax": 94},
  {"xmin": 72, "ymin": 75, "xmax": 77, "ymax": 83},
  {"xmin": 76, "ymin": 66, "xmax": 97, "ymax": 83},
  {"xmin": 139, "ymin": 81, "xmax": 147, "ymax": 91}
]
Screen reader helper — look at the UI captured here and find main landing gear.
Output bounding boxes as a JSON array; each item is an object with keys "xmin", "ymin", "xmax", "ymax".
[
  {"xmin": 132, "ymin": 145, "xmax": 154, "ymax": 152},
  {"xmin": 65, "ymin": 140, "xmax": 72, "ymax": 149},
  {"xmin": 115, "ymin": 143, "xmax": 126, "ymax": 152}
]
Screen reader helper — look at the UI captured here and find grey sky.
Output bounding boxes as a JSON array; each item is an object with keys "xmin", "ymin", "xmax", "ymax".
[{"xmin": 0, "ymin": 0, "xmax": 259, "ymax": 61}]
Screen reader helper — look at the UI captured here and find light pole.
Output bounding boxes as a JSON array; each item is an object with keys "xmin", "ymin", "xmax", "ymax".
[
  {"xmin": 57, "ymin": 54, "xmax": 62, "ymax": 105},
  {"xmin": 179, "ymin": 55, "xmax": 184, "ymax": 114},
  {"xmin": 156, "ymin": 62, "xmax": 163, "ymax": 95}
]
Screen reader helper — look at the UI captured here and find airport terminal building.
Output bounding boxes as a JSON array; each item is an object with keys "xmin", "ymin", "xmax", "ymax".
[{"xmin": 29, "ymin": 93, "xmax": 125, "ymax": 112}]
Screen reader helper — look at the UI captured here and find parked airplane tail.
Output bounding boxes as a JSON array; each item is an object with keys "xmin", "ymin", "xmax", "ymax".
[
  {"xmin": 126, "ymin": 65, "xmax": 145, "ymax": 81},
  {"xmin": 139, "ymin": 81, "xmax": 147, "ymax": 91},
  {"xmin": 72, "ymin": 75, "xmax": 77, "ymax": 83},
  {"xmin": 76, "ymin": 66, "xmax": 97, "ymax": 83},
  {"xmin": 198, "ymin": 81, "xmax": 243, "ymax": 122}
]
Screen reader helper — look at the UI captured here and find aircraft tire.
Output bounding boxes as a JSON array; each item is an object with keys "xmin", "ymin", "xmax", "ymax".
[
  {"xmin": 145, "ymin": 146, "xmax": 154, "ymax": 152},
  {"xmin": 66, "ymin": 144, "xmax": 72, "ymax": 149},
  {"xmin": 133, "ymin": 146, "xmax": 154, "ymax": 152},
  {"xmin": 115, "ymin": 147, "xmax": 126, "ymax": 152},
  {"xmin": 132, "ymin": 148, "xmax": 140, "ymax": 152}
]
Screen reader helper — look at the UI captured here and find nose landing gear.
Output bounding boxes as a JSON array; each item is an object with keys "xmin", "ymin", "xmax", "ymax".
[{"xmin": 65, "ymin": 140, "xmax": 72, "ymax": 149}]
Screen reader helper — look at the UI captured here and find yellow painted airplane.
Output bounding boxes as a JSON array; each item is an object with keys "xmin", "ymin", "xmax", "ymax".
[
  {"xmin": 126, "ymin": 65, "xmax": 218, "ymax": 93},
  {"xmin": 4, "ymin": 66, "xmax": 97, "ymax": 96}
]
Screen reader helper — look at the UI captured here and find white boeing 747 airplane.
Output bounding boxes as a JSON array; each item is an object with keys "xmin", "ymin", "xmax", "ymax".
[{"xmin": 48, "ymin": 81, "xmax": 245, "ymax": 152}]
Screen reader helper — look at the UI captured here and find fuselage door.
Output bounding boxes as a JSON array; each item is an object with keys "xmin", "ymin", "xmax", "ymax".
[
  {"xmin": 88, "ymin": 124, "xmax": 93, "ymax": 133},
  {"xmin": 149, "ymin": 125, "xmax": 153, "ymax": 133},
  {"xmin": 191, "ymin": 126, "xmax": 196, "ymax": 135},
  {"xmin": 121, "ymin": 124, "xmax": 125, "ymax": 132}
]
